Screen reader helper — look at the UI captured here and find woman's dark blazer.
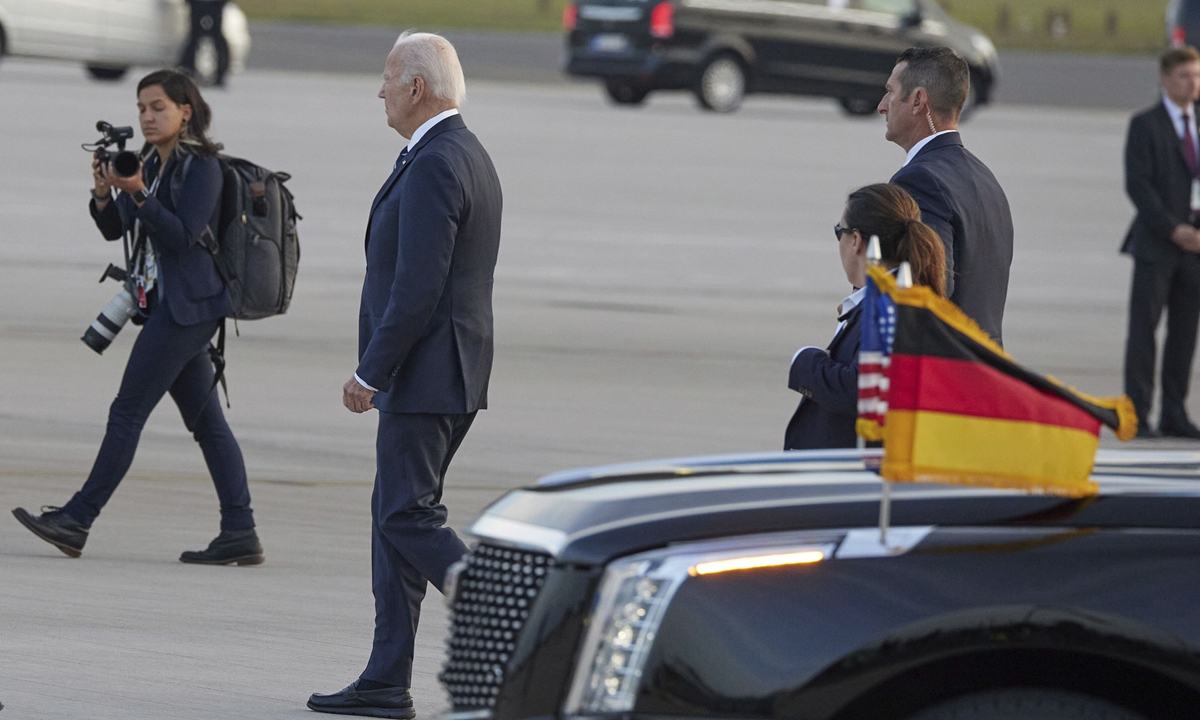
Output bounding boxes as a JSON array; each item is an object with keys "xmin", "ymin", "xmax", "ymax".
[
  {"xmin": 784, "ymin": 304, "xmax": 862, "ymax": 450},
  {"xmin": 90, "ymin": 151, "xmax": 231, "ymax": 326}
]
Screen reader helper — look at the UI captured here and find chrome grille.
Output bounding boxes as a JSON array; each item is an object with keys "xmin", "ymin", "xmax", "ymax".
[{"xmin": 440, "ymin": 543, "xmax": 552, "ymax": 709}]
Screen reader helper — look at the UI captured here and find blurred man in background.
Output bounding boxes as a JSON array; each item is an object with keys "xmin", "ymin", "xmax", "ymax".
[
  {"xmin": 307, "ymin": 32, "xmax": 503, "ymax": 718},
  {"xmin": 179, "ymin": 0, "xmax": 230, "ymax": 86},
  {"xmin": 1122, "ymin": 46, "xmax": 1200, "ymax": 439},
  {"xmin": 879, "ymin": 46, "xmax": 1013, "ymax": 346}
]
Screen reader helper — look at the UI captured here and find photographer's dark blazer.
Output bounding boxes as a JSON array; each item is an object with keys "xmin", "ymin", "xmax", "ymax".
[
  {"xmin": 91, "ymin": 152, "xmax": 231, "ymax": 326},
  {"xmin": 356, "ymin": 114, "xmax": 503, "ymax": 414},
  {"xmin": 1122, "ymin": 101, "xmax": 1200, "ymax": 262},
  {"xmin": 891, "ymin": 132, "xmax": 1013, "ymax": 345},
  {"xmin": 784, "ymin": 304, "xmax": 862, "ymax": 450}
]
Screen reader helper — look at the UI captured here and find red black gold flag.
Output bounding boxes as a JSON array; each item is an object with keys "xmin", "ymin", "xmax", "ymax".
[{"xmin": 857, "ymin": 266, "xmax": 1137, "ymax": 497}]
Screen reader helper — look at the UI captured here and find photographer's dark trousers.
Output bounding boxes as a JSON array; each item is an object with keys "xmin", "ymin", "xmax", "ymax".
[
  {"xmin": 180, "ymin": 0, "xmax": 230, "ymax": 85},
  {"xmin": 363, "ymin": 411, "xmax": 474, "ymax": 687},
  {"xmin": 62, "ymin": 295, "xmax": 253, "ymax": 531}
]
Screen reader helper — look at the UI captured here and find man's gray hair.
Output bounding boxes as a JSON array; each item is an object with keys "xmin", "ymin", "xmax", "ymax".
[
  {"xmin": 392, "ymin": 31, "xmax": 466, "ymax": 105},
  {"xmin": 895, "ymin": 47, "xmax": 969, "ymax": 121}
]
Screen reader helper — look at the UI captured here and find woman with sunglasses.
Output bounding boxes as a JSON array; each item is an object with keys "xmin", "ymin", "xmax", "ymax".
[{"xmin": 784, "ymin": 183, "xmax": 947, "ymax": 450}]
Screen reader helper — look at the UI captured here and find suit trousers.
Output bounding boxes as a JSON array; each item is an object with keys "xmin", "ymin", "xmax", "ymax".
[
  {"xmin": 1123, "ymin": 254, "xmax": 1200, "ymax": 426},
  {"xmin": 363, "ymin": 410, "xmax": 475, "ymax": 687},
  {"xmin": 62, "ymin": 297, "xmax": 252, "ymax": 531}
]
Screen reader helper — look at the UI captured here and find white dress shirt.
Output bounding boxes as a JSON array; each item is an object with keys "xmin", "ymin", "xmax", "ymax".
[
  {"xmin": 903, "ymin": 129, "xmax": 958, "ymax": 168},
  {"xmin": 1162, "ymin": 96, "xmax": 1200, "ymax": 164},
  {"xmin": 354, "ymin": 108, "xmax": 462, "ymax": 393},
  {"xmin": 792, "ymin": 285, "xmax": 867, "ymax": 363}
]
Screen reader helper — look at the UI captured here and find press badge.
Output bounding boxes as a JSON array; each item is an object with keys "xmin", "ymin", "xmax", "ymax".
[{"xmin": 1192, "ymin": 178, "xmax": 1200, "ymax": 214}]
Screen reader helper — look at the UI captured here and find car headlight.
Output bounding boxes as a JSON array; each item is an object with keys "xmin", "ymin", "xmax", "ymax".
[
  {"xmin": 563, "ymin": 558, "xmax": 683, "ymax": 714},
  {"xmin": 563, "ymin": 539, "xmax": 839, "ymax": 715}
]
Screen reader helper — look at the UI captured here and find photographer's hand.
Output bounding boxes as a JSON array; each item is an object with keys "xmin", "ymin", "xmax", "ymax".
[
  {"xmin": 91, "ymin": 155, "xmax": 113, "ymax": 209},
  {"xmin": 98, "ymin": 161, "xmax": 147, "ymax": 205}
]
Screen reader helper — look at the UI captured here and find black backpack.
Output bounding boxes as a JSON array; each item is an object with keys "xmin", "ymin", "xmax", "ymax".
[{"xmin": 174, "ymin": 153, "xmax": 301, "ymax": 409}]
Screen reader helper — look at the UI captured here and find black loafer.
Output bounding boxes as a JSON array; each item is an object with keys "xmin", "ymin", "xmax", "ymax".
[
  {"xmin": 1135, "ymin": 426, "xmax": 1163, "ymax": 439},
  {"xmin": 179, "ymin": 528, "xmax": 264, "ymax": 566},
  {"xmin": 1160, "ymin": 420, "xmax": 1200, "ymax": 439},
  {"xmin": 12, "ymin": 506, "xmax": 89, "ymax": 558},
  {"xmin": 307, "ymin": 680, "xmax": 415, "ymax": 718}
]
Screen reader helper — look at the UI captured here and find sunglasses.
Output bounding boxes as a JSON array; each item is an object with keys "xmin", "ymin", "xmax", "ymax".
[{"xmin": 834, "ymin": 224, "xmax": 857, "ymax": 242}]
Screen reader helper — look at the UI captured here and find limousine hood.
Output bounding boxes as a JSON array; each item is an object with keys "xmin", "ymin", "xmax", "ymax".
[{"xmin": 465, "ymin": 449, "xmax": 1200, "ymax": 565}]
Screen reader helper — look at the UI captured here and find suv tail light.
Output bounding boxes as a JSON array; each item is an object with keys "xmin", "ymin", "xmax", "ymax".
[
  {"xmin": 563, "ymin": 1, "xmax": 578, "ymax": 31},
  {"xmin": 1173, "ymin": 25, "xmax": 1187, "ymax": 47},
  {"xmin": 650, "ymin": 2, "xmax": 674, "ymax": 39}
]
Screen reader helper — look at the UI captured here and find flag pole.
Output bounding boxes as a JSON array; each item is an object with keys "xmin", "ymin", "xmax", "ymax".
[
  {"xmin": 865, "ymin": 237, "xmax": 892, "ymax": 546},
  {"xmin": 877, "ymin": 258, "xmax": 913, "ymax": 548}
]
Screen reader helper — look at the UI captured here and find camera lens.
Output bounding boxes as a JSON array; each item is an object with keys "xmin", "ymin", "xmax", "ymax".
[
  {"xmin": 112, "ymin": 151, "xmax": 141, "ymax": 178},
  {"xmin": 82, "ymin": 289, "xmax": 138, "ymax": 354}
]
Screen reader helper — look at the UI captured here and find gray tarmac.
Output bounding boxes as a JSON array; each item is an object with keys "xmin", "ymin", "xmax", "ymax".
[{"xmin": 1, "ymin": 53, "xmax": 1198, "ymax": 719}]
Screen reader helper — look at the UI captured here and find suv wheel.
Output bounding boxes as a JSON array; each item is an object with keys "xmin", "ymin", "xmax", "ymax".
[
  {"xmin": 87, "ymin": 65, "xmax": 128, "ymax": 81},
  {"xmin": 696, "ymin": 53, "xmax": 746, "ymax": 112},
  {"xmin": 839, "ymin": 97, "xmax": 878, "ymax": 116},
  {"xmin": 906, "ymin": 688, "xmax": 1146, "ymax": 720},
  {"xmin": 604, "ymin": 78, "xmax": 651, "ymax": 106}
]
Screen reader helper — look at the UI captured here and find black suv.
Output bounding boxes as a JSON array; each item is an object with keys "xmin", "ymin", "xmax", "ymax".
[
  {"xmin": 439, "ymin": 448, "xmax": 1200, "ymax": 720},
  {"xmin": 563, "ymin": 0, "xmax": 1000, "ymax": 114}
]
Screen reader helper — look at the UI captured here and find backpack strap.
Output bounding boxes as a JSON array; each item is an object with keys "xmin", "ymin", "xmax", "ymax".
[{"xmin": 189, "ymin": 317, "xmax": 230, "ymax": 428}]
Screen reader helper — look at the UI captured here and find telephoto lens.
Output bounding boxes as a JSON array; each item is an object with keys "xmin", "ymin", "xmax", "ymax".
[
  {"xmin": 82, "ymin": 288, "xmax": 138, "ymax": 354},
  {"xmin": 110, "ymin": 150, "xmax": 141, "ymax": 178}
]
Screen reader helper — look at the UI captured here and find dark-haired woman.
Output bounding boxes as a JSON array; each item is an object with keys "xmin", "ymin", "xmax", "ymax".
[
  {"xmin": 12, "ymin": 70, "xmax": 262, "ymax": 564},
  {"xmin": 784, "ymin": 183, "xmax": 947, "ymax": 450}
]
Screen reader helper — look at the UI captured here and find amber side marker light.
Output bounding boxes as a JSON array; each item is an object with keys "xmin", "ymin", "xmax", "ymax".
[{"xmin": 688, "ymin": 550, "xmax": 826, "ymax": 576}]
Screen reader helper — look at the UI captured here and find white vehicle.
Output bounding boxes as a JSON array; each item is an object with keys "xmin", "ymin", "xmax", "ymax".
[{"xmin": 0, "ymin": 0, "xmax": 249, "ymax": 84}]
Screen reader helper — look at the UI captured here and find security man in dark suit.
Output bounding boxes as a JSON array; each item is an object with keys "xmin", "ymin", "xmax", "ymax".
[
  {"xmin": 179, "ymin": 0, "xmax": 230, "ymax": 86},
  {"xmin": 307, "ymin": 32, "xmax": 503, "ymax": 719},
  {"xmin": 1122, "ymin": 46, "xmax": 1200, "ymax": 439},
  {"xmin": 879, "ymin": 47, "xmax": 1013, "ymax": 345}
]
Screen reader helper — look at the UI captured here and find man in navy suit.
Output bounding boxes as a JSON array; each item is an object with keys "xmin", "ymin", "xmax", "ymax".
[
  {"xmin": 308, "ymin": 32, "xmax": 502, "ymax": 718},
  {"xmin": 1122, "ymin": 46, "xmax": 1200, "ymax": 439},
  {"xmin": 879, "ymin": 47, "xmax": 1013, "ymax": 345}
]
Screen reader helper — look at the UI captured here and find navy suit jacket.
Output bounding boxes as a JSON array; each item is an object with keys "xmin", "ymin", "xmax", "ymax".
[
  {"xmin": 356, "ymin": 115, "xmax": 503, "ymax": 414},
  {"xmin": 890, "ymin": 132, "xmax": 1013, "ymax": 345},
  {"xmin": 1122, "ymin": 102, "xmax": 1199, "ymax": 263},
  {"xmin": 91, "ymin": 151, "xmax": 231, "ymax": 326},
  {"xmin": 784, "ymin": 304, "xmax": 862, "ymax": 450}
]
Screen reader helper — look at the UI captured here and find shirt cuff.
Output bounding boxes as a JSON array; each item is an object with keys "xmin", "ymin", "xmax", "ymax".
[
  {"xmin": 354, "ymin": 373, "xmax": 377, "ymax": 392},
  {"xmin": 792, "ymin": 346, "xmax": 823, "ymax": 364}
]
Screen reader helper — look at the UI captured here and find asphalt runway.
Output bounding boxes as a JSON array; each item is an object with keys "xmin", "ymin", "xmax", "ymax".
[{"xmin": 1, "ymin": 55, "xmax": 1198, "ymax": 718}]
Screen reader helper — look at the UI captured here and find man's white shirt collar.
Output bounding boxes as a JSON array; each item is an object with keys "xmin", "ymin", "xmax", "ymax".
[
  {"xmin": 903, "ymin": 129, "xmax": 958, "ymax": 167},
  {"xmin": 406, "ymin": 108, "xmax": 459, "ymax": 152}
]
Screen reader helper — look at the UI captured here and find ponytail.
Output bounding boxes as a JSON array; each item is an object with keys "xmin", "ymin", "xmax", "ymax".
[
  {"xmin": 898, "ymin": 218, "xmax": 947, "ymax": 296},
  {"xmin": 844, "ymin": 184, "xmax": 948, "ymax": 297}
]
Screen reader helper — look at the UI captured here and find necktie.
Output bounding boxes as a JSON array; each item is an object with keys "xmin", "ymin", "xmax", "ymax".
[
  {"xmin": 394, "ymin": 146, "xmax": 409, "ymax": 171},
  {"xmin": 1184, "ymin": 113, "xmax": 1197, "ymax": 177}
]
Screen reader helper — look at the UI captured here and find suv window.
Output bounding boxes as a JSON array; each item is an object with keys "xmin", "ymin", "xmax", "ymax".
[{"xmin": 850, "ymin": 0, "xmax": 917, "ymax": 15}]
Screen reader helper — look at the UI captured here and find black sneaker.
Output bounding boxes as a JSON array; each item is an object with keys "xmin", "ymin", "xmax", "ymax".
[
  {"xmin": 12, "ymin": 506, "xmax": 89, "ymax": 558},
  {"xmin": 180, "ymin": 529, "xmax": 264, "ymax": 566}
]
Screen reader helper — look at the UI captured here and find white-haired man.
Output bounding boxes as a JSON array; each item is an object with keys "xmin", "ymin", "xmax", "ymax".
[{"xmin": 308, "ymin": 32, "xmax": 503, "ymax": 718}]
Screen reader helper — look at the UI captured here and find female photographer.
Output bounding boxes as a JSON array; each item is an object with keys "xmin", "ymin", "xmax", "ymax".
[
  {"xmin": 12, "ymin": 70, "xmax": 262, "ymax": 565},
  {"xmin": 784, "ymin": 183, "xmax": 947, "ymax": 450}
]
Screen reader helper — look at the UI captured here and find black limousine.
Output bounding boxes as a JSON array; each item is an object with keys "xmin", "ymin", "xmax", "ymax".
[
  {"xmin": 563, "ymin": 0, "xmax": 999, "ymax": 114},
  {"xmin": 439, "ymin": 448, "xmax": 1200, "ymax": 720}
]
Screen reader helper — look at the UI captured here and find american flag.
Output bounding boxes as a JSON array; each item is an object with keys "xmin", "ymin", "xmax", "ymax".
[{"xmin": 856, "ymin": 270, "xmax": 897, "ymax": 440}]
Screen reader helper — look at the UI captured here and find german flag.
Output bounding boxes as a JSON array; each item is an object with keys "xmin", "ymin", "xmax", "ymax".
[{"xmin": 857, "ymin": 266, "xmax": 1136, "ymax": 497}]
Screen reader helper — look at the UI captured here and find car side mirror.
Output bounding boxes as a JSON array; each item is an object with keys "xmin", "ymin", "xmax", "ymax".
[{"xmin": 900, "ymin": 10, "xmax": 922, "ymax": 28}]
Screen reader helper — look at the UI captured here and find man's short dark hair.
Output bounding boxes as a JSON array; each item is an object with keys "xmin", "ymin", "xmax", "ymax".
[
  {"xmin": 894, "ymin": 47, "xmax": 970, "ymax": 121},
  {"xmin": 1161, "ymin": 46, "xmax": 1200, "ymax": 75}
]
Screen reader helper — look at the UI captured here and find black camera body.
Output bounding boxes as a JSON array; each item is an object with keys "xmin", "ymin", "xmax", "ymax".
[{"xmin": 89, "ymin": 121, "xmax": 141, "ymax": 178}]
